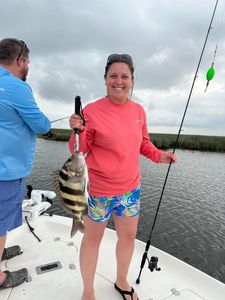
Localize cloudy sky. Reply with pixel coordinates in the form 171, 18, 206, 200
1, 0, 225, 136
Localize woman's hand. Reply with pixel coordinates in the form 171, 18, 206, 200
159, 151, 176, 164
69, 114, 85, 131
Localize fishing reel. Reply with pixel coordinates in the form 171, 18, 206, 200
147, 256, 161, 272
136, 254, 161, 284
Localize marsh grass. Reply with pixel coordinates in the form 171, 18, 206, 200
39, 129, 225, 152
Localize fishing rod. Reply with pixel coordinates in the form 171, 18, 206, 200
45, 98, 84, 138
136, 0, 219, 284
42, 116, 70, 138
50, 116, 70, 123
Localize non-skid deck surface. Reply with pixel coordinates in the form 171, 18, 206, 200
1, 215, 224, 300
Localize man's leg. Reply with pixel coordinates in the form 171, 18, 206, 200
0, 235, 7, 283
0, 179, 28, 289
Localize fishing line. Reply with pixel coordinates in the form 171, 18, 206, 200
214, 0, 225, 46
205, 0, 225, 92
44, 116, 70, 140
136, 0, 219, 284
50, 100, 85, 125
50, 116, 70, 123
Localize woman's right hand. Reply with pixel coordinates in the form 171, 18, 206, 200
69, 114, 85, 131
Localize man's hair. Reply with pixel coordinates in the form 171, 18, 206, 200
0, 38, 30, 65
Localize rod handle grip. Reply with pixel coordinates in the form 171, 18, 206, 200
74, 95, 81, 135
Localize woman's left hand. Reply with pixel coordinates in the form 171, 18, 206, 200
160, 151, 176, 164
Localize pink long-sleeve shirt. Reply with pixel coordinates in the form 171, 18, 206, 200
69, 97, 162, 196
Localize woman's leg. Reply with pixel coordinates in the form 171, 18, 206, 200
114, 215, 139, 300
80, 216, 108, 300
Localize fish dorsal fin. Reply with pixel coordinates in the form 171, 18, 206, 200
52, 170, 62, 197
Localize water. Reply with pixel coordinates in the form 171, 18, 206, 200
27, 139, 225, 284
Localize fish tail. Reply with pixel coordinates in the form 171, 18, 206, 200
70, 217, 85, 237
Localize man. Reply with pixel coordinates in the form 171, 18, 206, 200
0, 38, 51, 289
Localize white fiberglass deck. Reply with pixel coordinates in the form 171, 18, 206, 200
1, 215, 224, 300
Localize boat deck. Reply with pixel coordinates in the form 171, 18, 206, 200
1, 215, 224, 300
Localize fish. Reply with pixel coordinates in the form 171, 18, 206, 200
54, 151, 89, 237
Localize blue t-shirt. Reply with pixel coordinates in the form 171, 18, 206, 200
0, 66, 51, 180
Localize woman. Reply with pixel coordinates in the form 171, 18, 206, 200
69, 54, 176, 300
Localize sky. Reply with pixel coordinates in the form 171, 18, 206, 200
1, 0, 225, 136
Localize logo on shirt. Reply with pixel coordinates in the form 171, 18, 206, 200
0, 87, 6, 92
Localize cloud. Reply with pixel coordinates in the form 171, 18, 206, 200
1, 0, 225, 135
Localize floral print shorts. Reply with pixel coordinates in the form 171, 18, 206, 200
87, 186, 141, 222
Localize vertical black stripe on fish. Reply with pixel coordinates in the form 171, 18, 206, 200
59, 170, 71, 181
60, 185, 84, 195
62, 198, 87, 207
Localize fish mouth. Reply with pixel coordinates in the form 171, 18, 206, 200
71, 166, 84, 175
68, 155, 85, 172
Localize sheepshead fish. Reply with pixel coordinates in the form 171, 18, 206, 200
54, 151, 88, 237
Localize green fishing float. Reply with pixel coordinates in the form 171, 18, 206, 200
206, 66, 215, 81
205, 64, 216, 92
205, 45, 218, 92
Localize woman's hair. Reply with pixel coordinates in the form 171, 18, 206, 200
0, 38, 30, 65
104, 53, 134, 80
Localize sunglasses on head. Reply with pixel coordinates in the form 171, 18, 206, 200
16, 40, 27, 61
107, 53, 133, 65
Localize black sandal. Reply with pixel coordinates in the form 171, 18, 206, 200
1, 245, 22, 260
114, 283, 139, 300
0, 268, 28, 289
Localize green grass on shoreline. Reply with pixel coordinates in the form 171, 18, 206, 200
38, 128, 225, 153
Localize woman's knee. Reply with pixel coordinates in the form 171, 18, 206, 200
83, 217, 107, 242
117, 230, 137, 243
83, 234, 103, 247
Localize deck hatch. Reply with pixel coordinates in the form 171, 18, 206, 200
36, 261, 62, 274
